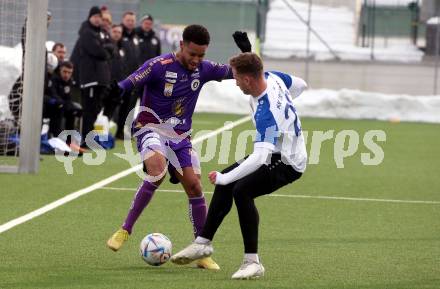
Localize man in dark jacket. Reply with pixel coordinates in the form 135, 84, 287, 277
103, 24, 126, 120
135, 14, 161, 65
44, 61, 82, 137
121, 11, 139, 76
75, 6, 112, 147
116, 11, 140, 139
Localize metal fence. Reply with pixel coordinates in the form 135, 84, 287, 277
260, 0, 440, 96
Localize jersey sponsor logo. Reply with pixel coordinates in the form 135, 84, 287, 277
164, 83, 174, 97
131, 57, 164, 84
161, 58, 173, 65
191, 79, 200, 91
64, 86, 70, 94
165, 71, 178, 79
172, 97, 186, 117
190, 72, 200, 78
165, 78, 176, 84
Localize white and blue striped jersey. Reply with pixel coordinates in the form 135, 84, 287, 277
250, 71, 308, 173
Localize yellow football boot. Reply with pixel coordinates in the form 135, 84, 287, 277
196, 257, 220, 270
107, 229, 129, 251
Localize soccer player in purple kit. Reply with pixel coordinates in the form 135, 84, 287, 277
106, 25, 251, 270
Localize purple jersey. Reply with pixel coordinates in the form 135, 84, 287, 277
118, 53, 233, 133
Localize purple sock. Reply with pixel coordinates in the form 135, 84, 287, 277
122, 181, 157, 234
188, 195, 207, 238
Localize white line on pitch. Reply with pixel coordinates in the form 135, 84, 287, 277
0, 116, 251, 234
100, 187, 440, 205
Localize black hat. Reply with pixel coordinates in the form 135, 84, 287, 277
88, 6, 102, 19
140, 14, 153, 23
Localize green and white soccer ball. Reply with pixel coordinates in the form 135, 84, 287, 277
139, 233, 172, 266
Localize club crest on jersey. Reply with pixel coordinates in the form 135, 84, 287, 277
191, 79, 200, 91
164, 83, 174, 97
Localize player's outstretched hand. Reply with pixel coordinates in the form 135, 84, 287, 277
208, 171, 217, 185
233, 31, 252, 53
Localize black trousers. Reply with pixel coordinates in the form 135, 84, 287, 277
116, 88, 141, 138
43, 100, 82, 138
81, 86, 106, 145
201, 154, 302, 253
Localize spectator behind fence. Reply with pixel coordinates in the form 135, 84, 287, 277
43, 61, 82, 139
73, 6, 112, 148
116, 11, 140, 139
136, 14, 161, 65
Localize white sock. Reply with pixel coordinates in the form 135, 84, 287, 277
244, 253, 259, 263
195, 236, 211, 244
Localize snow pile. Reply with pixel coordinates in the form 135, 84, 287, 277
295, 89, 440, 123
197, 80, 249, 114
374, 0, 417, 6
263, 0, 424, 62
0, 44, 22, 121
196, 80, 440, 123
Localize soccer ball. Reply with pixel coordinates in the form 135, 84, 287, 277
139, 233, 172, 266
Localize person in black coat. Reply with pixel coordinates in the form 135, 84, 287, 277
135, 14, 161, 65
103, 24, 127, 120
116, 11, 141, 139
73, 6, 112, 147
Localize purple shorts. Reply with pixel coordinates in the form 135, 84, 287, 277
136, 129, 201, 178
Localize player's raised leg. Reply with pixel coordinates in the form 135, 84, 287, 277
107, 149, 167, 251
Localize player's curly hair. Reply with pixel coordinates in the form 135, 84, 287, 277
229, 52, 263, 79
182, 24, 210, 46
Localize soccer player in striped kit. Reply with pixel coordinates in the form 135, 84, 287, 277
171, 52, 308, 279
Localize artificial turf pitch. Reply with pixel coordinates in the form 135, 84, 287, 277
0, 113, 439, 289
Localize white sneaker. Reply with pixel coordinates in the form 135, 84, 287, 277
171, 242, 214, 265
231, 260, 265, 279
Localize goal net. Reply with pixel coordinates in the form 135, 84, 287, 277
0, 0, 26, 168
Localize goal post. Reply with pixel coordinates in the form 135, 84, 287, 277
0, 0, 48, 174
18, 0, 48, 173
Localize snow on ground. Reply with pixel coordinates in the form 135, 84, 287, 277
0, 44, 22, 121
374, 0, 418, 6
196, 80, 440, 123
263, 0, 424, 62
